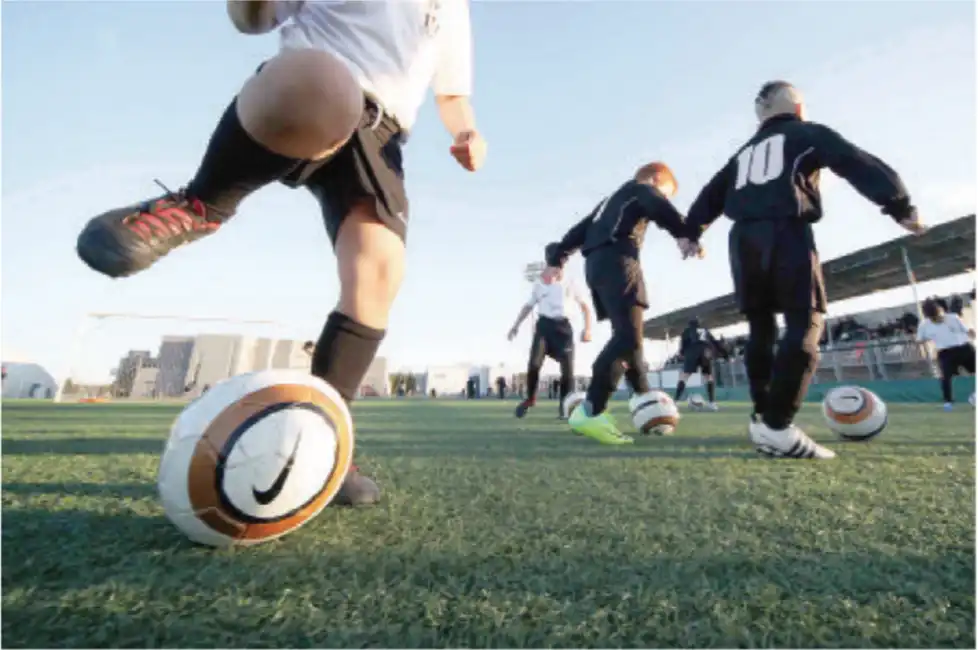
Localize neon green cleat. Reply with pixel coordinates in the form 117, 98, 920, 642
569, 406, 634, 445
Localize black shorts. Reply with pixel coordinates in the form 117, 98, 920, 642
682, 347, 714, 375
729, 221, 826, 315
530, 317, 574, 364
584, 248, 648, 322
937, 344, 976, 378
281, 96, 408, 245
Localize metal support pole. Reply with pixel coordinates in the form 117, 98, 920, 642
902, 246, 938, 377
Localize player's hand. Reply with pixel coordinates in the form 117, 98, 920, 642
898, 216, 927, 236
507, 327, 518, 342
450, 130, 486, 172
677, 238, 705, 259
581, 329, 593, 343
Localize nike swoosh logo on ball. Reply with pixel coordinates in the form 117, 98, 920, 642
252, 434, 301, 506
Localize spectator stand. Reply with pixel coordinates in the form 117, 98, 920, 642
644, 214, 975, 389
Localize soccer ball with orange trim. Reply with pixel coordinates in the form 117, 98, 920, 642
821, 385, 888, 441
630, 390, 680, 435
157, 370, 354, 547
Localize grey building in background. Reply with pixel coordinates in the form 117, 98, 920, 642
114, 350, 152, 397
113, 334, 315, 399
156, 336, 195, 397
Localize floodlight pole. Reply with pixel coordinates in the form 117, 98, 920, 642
901, 247, 937, 376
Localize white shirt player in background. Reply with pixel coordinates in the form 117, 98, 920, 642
74, 0, 487, 509
916, 298, 976, 410
507, 268, 593, 419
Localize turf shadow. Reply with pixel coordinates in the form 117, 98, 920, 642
1, 508, 974, 648
1, 437, 164, 457
1, 481, 156, 500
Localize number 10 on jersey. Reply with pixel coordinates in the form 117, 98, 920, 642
735, 133, 785, 189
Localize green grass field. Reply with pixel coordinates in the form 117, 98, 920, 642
2, 399, 974, 648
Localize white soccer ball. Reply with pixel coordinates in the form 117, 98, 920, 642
157, 369, 355, 547
821, 385, 888, 441
687, 393, 706, 411
562, 390, 587, 418
629, 390, 680, 435
969, 392, 975, 408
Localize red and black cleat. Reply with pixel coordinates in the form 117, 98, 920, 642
514, 398, 535, 419
76, 183, 224, 278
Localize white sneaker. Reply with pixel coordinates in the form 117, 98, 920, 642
706, 402, 720, 412
749, 420, 836, 459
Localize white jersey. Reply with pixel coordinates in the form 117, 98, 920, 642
527, 278, 584, 321
276, 0, 473, 130
917, 314, 972, 351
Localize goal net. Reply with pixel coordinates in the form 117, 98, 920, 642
55, 313, 313, 404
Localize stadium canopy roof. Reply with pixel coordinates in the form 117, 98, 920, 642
643, 214, 976, 340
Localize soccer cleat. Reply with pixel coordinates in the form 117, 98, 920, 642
749, 420, 836, 459
76, 182, 225, 278
943, 403, 954, 412
705, 402, 720, 412
514, 398, 535, 418
332, 465, 381, 507
569, 406, 633, 445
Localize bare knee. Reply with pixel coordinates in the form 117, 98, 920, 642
335, 203, 405, 330
237, 49, 363, 159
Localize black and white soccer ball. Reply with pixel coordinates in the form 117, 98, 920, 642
687, 394, 706, 411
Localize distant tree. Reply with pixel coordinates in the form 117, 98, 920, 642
406, 374, 418, 394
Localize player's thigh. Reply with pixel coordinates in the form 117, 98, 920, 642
700, 357, 714, 377
528, 328, 547, 367
938, 350, 957, 378
955, 344, 975, 374
546, 336, 575, 369
607, 300, 643, 349
304, 118, 408, 310
771, 227, 825, 314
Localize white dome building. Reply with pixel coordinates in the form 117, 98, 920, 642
2, 362, 58, 399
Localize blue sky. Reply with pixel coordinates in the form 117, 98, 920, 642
2, 1, 975, 384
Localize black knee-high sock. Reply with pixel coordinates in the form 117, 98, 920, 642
675, 380, 687, 401
765, 311, 823, 430
525, 366, 541, 403
745, 311, 777, 417
311, 312, 385, 403
186, 99, 303, 217
707, 380, 715, 402
558, 357, 574, 414
940, 375, 953, 403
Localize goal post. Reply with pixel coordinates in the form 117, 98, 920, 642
54, 313, 312, 404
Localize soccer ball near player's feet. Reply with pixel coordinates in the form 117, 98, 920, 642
157, 369, 355, 547
822, 385, 888, 441
562, 391, 587, 419
629, 390, 680, 435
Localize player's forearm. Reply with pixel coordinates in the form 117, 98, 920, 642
226, 0, 281, 34
511, 305, 532, 332
545, 216, 591, 268
580, 303, 592, 331
435, 95, 477, 138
